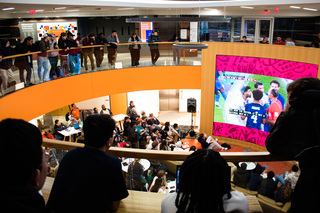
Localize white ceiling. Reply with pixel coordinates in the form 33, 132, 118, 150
0, 0, 319, 18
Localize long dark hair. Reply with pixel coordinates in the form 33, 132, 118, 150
150, 177, 162, 192
175, 149, 231, 213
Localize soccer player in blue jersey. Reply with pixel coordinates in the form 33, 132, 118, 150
241, 90, 267, 130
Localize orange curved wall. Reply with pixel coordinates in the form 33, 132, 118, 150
0, 66, 201, 121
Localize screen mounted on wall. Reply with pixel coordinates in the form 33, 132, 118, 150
213, 55, 318, 146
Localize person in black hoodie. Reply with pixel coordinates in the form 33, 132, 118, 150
0, 40, 16, 91
233, 163, 250, 188
15, 36, 36, 86
148, 30, 162, 65
265, 77, 320, 212
0, 119, 47, 213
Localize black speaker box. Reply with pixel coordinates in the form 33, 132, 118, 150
187, 98, 196, 113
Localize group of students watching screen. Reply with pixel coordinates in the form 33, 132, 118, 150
0, 77, 320, 212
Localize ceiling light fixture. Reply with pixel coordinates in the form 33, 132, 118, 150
67, 9, 80, 12
117, 8, 134, 10
2, 7, 15, 10
240, 6, 254, 9
35, 9, 44, 12
290, 6, 301, 9
303, 8, 318, 11
54, 7, 67, 10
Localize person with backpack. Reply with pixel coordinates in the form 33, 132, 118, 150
37, 33, 51, 82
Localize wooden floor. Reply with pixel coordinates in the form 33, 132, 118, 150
42, 177, 262, 213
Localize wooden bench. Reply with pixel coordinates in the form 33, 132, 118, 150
42, 177, 263, 212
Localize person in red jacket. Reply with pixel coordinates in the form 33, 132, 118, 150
40, 128, 55, 139
274, 36, 285, 45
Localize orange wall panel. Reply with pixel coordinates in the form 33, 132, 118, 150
0, 66, 201, 121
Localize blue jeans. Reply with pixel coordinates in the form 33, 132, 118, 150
69, 54, 80, 75
275, 172, 288, 186
37, 57, 49, 82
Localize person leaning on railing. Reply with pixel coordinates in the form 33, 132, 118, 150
46, 114, 128, 213
0, 119, 48, 212
82, 33, 96, 72
265, 77, 320, 213
0, 40, 16, 91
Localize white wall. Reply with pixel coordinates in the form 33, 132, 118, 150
76, 96, 111, 111
127, 90, 160, 117
179, 89, 201, 113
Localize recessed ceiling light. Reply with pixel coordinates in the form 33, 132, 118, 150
303, 8, 318, 11
35, 9, 44, 12
54, 7, 67, 10
240, 6, 254, 9
2, 7, 15, 11
117, 8, 134, 10
290, 6, 301, 9
67, 9, 79, 12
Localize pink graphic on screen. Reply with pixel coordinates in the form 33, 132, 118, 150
213, 55, 318, 146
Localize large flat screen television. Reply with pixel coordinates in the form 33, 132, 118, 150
213, 55, 318, 146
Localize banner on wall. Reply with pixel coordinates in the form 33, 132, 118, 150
36, 21, 78, 40
190, 22, 198, 42
140, 22, 153, 42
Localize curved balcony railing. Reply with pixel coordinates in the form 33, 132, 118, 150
0, 42, 202, 97
42, 138, 292, 162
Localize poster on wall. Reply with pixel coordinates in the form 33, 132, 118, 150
140, 22, 153, 42
36, 21, 78, 40
213, 55, 318, 146
19, 22, 37, 41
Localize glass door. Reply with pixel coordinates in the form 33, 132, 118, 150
241, 17, 274, 43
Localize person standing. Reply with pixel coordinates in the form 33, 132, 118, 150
168, 34, 182, 65
14, 37, 36, 86
126, 100, 135, 116
58, 32, 70, 77
239, 36, 249, 43
46, 115, 129, 212
82, 33, 96, 72
75, 33, 84, 67
148, 30, 162, 65
67, 33, 81, 75
260, 36, 269, 44
128, 33, 142, 66
0, 40, 16, 91
37, 33, 51, 82
95, 33, 108, 68
107, 30, 119, 68
48, 33, 60, 79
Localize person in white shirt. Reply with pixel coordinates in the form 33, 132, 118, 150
161, 149, 248, 213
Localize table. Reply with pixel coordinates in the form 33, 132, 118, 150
122, 158, 151, 173
59, 127, 82, 142
112, 114, 127, 130
238, 162, 257, 170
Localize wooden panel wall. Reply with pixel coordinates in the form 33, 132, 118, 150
200, 42, 320, 137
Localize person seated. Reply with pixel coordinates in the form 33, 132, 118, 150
161, 149, 249, 212
127, 158, 146, 191
92, 107, 99, 115
233, 163, 250, 189
40, 128, 55, 139
46, 115, 128, 213
141, 111, 147, 120
163, 121, 179, 142
54, 119, 68, 140
185, 130, 196, 139
160, 127, 174, 144
159, 139, 169, 151
148, 113, 160, 125
151, 140, 159, 150
258, 171, 277, 199
150, 177, 167, 193
0, 119, 47, 212
130, 109, 138, 121
146, 136, 158, 150
135, 121, 147, 142
275, 165, 300, 190
173, 141, 184, 151
149, 170, 167, 192
123, 116, 131, 137
248, 164, 263, 191
207, 136, 228, 151
100, 104, 113, 115
189, 145, 197, 152
128, 121, 139, 148
173, 123, 181, 138
274, 181, 292, 204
